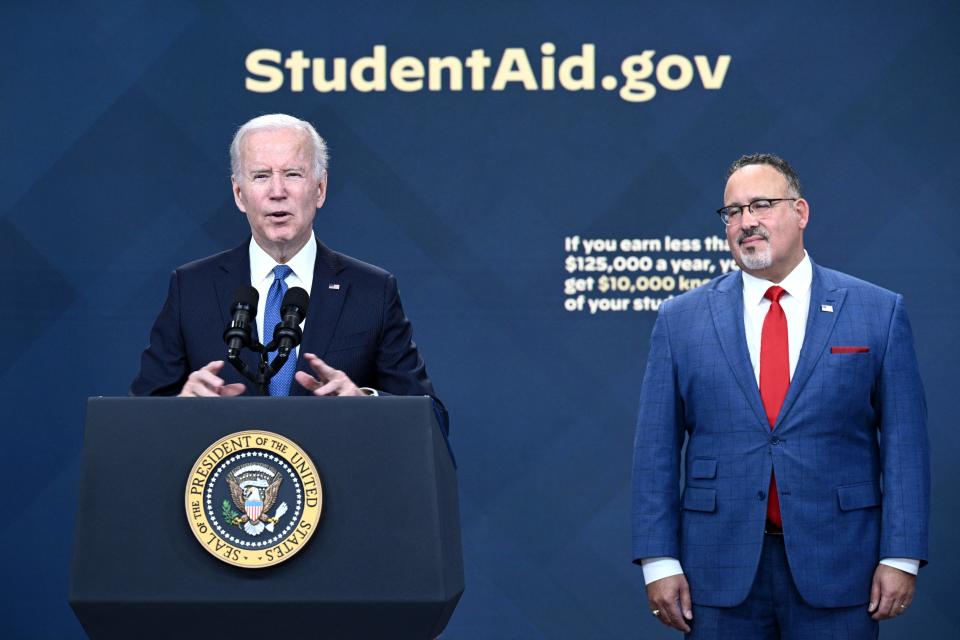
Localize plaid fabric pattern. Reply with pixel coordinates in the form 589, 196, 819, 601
632, 262, 929, 608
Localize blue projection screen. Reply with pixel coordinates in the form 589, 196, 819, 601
2, 2, 958, 638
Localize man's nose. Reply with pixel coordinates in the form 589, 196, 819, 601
738, 207, 761, 229
268, 173, 286, 198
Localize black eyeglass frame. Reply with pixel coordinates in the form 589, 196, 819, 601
716, 198, 798, 225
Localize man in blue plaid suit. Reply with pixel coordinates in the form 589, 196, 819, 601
631, 154, 929, 638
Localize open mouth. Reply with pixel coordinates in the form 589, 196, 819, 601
267, 211, 292, 220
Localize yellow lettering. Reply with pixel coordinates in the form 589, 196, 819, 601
245, 49, 283, 93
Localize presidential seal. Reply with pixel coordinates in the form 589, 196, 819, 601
185, 431, 322, 568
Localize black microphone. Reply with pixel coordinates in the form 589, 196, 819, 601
223, 286, 259, 358
273, 287, 309, 357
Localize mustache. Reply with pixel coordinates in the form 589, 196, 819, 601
737, 227, 769, 245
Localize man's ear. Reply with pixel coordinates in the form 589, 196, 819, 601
232, 176, 247, 213
795, 198, 809, 230
315, 173, 328, 209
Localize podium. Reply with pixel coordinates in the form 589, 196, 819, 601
69, 397, 463, 639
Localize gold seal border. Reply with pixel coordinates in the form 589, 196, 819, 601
184, 430, 323, 569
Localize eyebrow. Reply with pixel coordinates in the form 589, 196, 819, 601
246, 166, 307, 175
723, 197, 774, 207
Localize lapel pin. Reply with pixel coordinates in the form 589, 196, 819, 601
820, 304, 833, 313
328, 283, 341, 290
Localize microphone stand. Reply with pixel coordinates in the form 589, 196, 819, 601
224, 288, 306, 396
226, 328, 301, 396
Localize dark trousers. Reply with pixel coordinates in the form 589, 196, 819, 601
687, 534, 879, 639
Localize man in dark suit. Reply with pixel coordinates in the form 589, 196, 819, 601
131, 113, 446, 432
632, 154, 928, 637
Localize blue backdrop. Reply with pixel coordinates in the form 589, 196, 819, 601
2, 1, 958, 637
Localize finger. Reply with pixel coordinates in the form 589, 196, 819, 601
218, 383, 247, 397
868, 573, 881, 613
873, 592, 897, 620
192, 370, 227, 391
872, 594, 891, 620
313, 379, 347, 396
903, 581, 916, 603
650, 599, 674, 629
679, 581, 694, 621
652, 592, 684, 632
180, 361, 235, 397
304, 353, 338, 380
654, 609, 671, 628
294, 370, 323, 392
328, 380, 362, 396
899, 595, 914, 615
646, 594, 671, 628
886, 587, 909, 618
202, 360, 226, 373
889, 588, 910, 617
183, 380, 220, 397
668, 597, 691, 633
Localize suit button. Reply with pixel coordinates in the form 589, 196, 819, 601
770, 437, 780, 445
757, 491, 766, 500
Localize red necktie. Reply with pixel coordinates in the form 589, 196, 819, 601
760, 285, 788, 528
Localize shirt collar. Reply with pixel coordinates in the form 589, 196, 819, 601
249, 231, 317, 284
741, 251, 812, 306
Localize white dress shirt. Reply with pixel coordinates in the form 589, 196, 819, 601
642, 253, 918, 585
741, 253, 812, 385
248, 231, 315, 345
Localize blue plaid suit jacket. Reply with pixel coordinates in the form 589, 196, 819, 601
631, 261, 929, 608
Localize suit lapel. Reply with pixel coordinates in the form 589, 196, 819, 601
213, 239, 263, 381
709, 273, 770, 431
291, 240, 350, 396
775, 264, 846, 428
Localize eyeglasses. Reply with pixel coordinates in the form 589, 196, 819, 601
716, 198, 798, 225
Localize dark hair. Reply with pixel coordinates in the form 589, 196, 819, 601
727, 153, 802, 197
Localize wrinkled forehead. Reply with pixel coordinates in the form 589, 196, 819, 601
724, 164, 790, 203
241, 127, 313, 169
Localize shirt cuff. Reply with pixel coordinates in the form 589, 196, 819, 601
640, 557, 684, 585
358, 387, 379, 397
879, 557, 920, 575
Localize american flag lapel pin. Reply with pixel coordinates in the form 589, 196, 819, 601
820, 304, 833, 312
328, 283, 341, 290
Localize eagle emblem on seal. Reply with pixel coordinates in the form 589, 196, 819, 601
223, 463, 289, 536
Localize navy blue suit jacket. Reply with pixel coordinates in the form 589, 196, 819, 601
632, 261, 929, 608
131, 238, 448, 434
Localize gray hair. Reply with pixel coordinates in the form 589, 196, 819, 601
230, 113, 329, 181
727, 153, 802, 197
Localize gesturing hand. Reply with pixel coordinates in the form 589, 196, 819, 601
294, 353, 367, 396
178, 360, 247, 397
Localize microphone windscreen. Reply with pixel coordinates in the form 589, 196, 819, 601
281, 286, 310, 318
232, 285, 260, 309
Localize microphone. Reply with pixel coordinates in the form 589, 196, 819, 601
223, 286, 259, 358
273, 287, 309, 357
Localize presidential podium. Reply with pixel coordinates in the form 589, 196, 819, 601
69, 397, 463, 639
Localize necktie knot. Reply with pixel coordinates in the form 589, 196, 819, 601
764, 285, 786, 303
272, 264, 293, 282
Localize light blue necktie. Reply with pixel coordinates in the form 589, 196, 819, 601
265, 264, 295, 396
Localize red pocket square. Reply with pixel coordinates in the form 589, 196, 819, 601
831, 346, 869, 354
